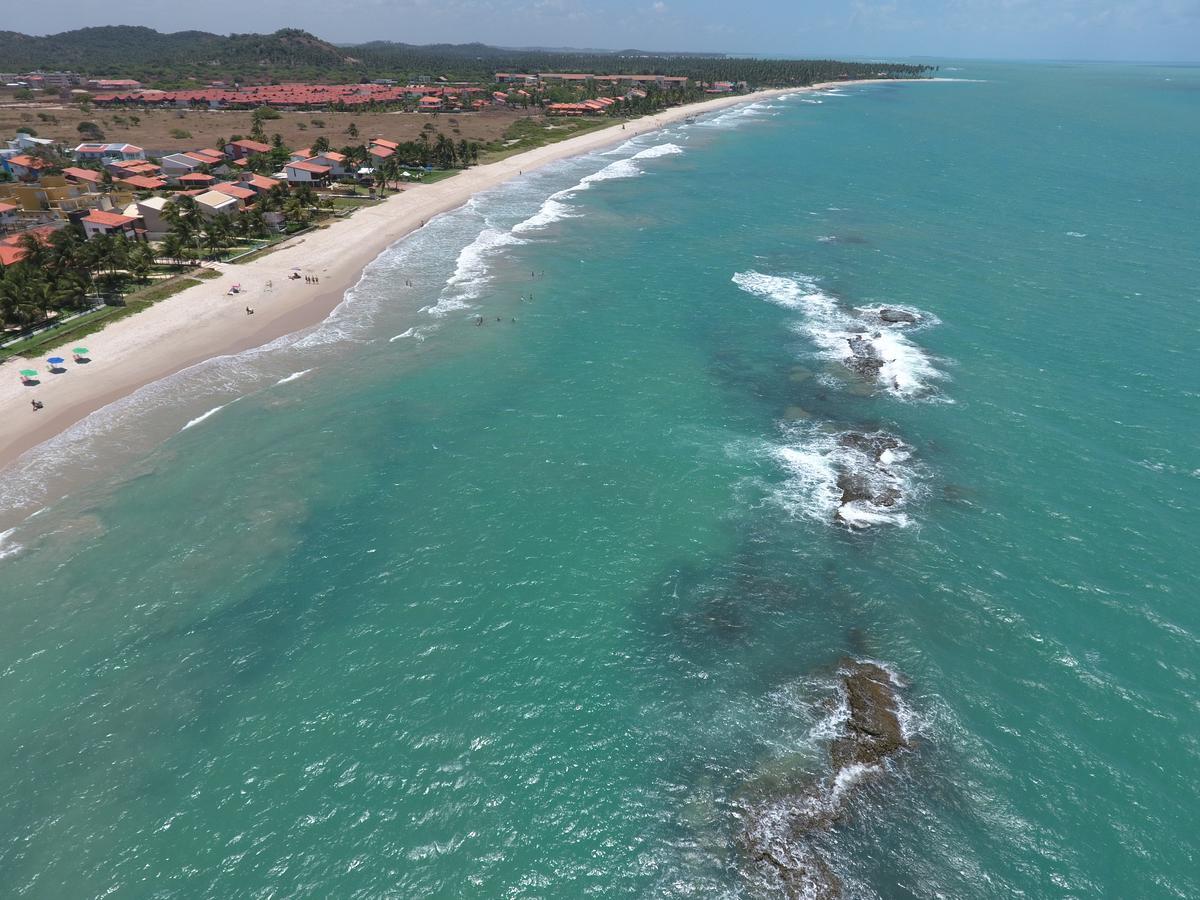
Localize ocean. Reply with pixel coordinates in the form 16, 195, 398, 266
1, 62, 1198, 897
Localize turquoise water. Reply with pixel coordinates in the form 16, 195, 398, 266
2, 63, 1198, 897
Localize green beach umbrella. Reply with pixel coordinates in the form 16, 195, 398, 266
73, 347, 89, 355
19, 369, 37, 377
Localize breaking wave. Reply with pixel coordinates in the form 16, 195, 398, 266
732, 271, 948, 401
180, 400, 238, 432
434, 226, 525, 306
769, 425, 920, 529
274, 369, 312, 386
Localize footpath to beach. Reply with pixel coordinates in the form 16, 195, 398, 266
0, 83, 891, 479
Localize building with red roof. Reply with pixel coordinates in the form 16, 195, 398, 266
82, 209, 142, 240
72, 142, 146, 162
178, 173, 217, 186
0, 227, 56, 265
212, 182, 257, 202
5, 155, 47, 181
239, 173, 282, 194
284, 160, 331, 185
0, 202, 18, 231
225, 139, 271, 159
62, 167, 104, 186
309, 151, 347, 175
119, 174, 168, 191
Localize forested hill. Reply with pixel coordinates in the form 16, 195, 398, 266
0, 26, 931, 87
0, 28, 359, 83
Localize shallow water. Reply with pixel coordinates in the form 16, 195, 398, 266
1, 63, 1198, 897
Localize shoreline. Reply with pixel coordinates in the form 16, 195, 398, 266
0, 81, 903, 524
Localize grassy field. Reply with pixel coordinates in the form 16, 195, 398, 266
479, 116, 625, 162
0, 98, 535, 155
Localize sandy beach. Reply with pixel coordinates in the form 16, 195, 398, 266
0, 82, 886, 506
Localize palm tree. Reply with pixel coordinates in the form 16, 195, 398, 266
434, 134, 456, 169
202, 214, 234, 256
283, 196, 310, 227
128, 242, 155, 282
292, 184, 317, 208
160, 233, 185, 268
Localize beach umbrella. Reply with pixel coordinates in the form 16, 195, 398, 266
73, 347, 89, 355
47, 356, 65, 365
19, 369, 37, 378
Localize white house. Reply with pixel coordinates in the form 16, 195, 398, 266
133, 195, 173, 240
193, 190, 242, 219
159, 153, 204, 182
73, 142, 146, 163
308, 151, 347, 176
8, 132, 57, 153
284, 159, 331, 185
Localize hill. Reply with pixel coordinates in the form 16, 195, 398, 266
0, 27, 931, 88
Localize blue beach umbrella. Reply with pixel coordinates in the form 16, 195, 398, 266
47, 357, 65, 365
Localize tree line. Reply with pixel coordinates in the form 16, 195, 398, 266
0, 27, 932, 90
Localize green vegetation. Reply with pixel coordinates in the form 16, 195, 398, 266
1, 262, 213, 362
0, 27, 932, 89
483, 116, 615, 161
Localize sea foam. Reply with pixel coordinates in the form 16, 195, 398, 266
732, 271, 947, 400
769, 426, 918, 529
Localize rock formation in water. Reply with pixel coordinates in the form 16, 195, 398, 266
838, 431, 902, 461
829, 432, 910, 527
737, 658, 911, 899
878, 307, 919, 325
830, 658, 908, 769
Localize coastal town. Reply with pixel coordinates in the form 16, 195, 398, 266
0, 67, 739, 348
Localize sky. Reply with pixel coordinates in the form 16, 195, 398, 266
6, 0, 1199, 62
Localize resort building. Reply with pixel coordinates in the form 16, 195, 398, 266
86, 78, 142, 91
0, 201, 18, 232
495, 73, 537, 85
